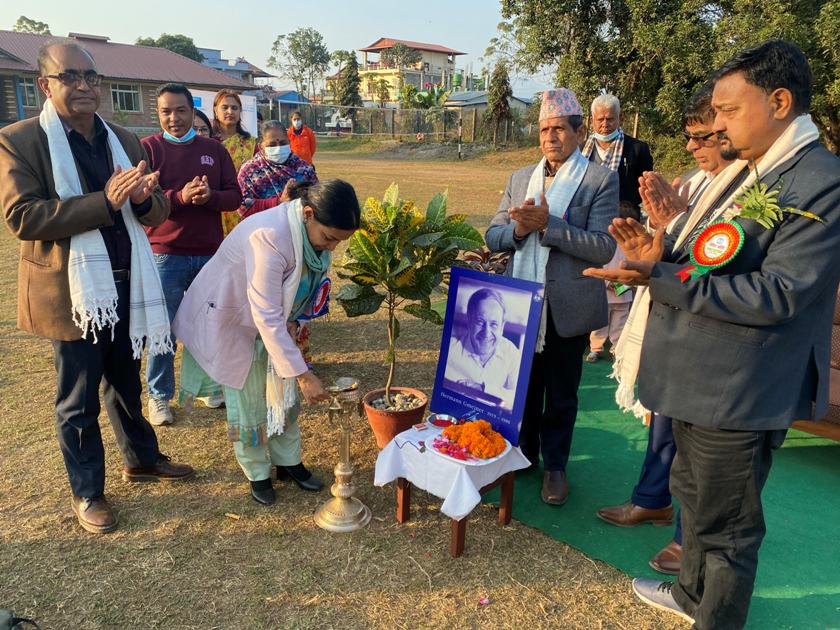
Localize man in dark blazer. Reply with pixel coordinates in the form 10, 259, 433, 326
582, 94, 653, 220
585, 41, 840, 629
486, 88, 618, 506
0, 41, 193, 535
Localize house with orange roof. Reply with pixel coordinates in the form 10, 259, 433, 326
0, 31, 252, 131
354, 37, 467, 103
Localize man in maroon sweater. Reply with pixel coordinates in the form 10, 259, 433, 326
142, 83, 242, 425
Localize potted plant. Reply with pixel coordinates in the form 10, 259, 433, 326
336, 183, 484, 447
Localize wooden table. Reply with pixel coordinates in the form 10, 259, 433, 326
395, 471, 516, 558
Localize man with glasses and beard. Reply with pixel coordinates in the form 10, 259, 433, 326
585, 40, 840, 628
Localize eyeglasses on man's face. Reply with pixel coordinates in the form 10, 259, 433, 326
43, 69, 104, 87
682, 130, 717, 145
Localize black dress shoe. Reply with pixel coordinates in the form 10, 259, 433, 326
250, 479, 276, 505
541, 470, 569, 505
276, 463, 324, 492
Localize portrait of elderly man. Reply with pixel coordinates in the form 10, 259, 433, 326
444, 287, 520, 410
582, 94, 653, 220
486, 88, 619, 506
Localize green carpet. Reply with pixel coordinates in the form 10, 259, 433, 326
485, 361, 840, 630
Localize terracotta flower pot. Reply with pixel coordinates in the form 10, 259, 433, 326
362, 387, 429, 448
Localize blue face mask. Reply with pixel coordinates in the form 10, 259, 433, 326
264, 144, 291, 164
162, 127, 197, 143
292, 119, 303, 130
591, 128, 620, 142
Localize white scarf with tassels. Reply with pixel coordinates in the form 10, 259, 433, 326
512, 150, 589, 351
39, 98, 172, 357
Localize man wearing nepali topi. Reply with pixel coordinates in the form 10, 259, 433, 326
486, 88, 619, 506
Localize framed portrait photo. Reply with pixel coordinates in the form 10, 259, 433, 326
431, 267, 544, 445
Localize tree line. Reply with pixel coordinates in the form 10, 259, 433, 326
486, 0, 840, 159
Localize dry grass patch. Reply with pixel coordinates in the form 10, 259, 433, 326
0, 151, 685, 629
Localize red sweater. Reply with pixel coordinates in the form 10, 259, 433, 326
142, 133, 242, 255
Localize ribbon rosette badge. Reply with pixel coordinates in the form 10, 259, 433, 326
676, 221, 745, 283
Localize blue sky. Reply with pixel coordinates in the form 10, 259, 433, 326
5, 0, 552, 96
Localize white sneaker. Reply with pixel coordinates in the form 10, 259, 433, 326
197, 393, 225, 408
148, 398, 174, 426
631, 578, 695, 624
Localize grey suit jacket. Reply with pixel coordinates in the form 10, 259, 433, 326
486, 160, 619, 337
639, 142, 840, 430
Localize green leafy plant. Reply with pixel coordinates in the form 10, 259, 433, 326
413, 84, 449, 109
399, 84, 418, 109
336, 184, 484, 405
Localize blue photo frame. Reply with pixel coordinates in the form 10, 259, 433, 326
431, 267, 544, 445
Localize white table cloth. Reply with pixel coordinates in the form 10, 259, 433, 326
374, 426, 531, 520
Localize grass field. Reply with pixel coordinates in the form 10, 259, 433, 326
0, 148, 684, 629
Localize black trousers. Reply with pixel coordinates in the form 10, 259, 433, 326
671, 419, 786, 630
52, 279, 160, 498
518, 309, 590, 471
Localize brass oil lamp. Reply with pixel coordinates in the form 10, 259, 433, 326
314, 377, 372, 532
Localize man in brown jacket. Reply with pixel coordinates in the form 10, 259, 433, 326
0, 41, 193, 534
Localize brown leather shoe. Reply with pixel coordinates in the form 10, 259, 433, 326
71, 495, 118, 534
650, 541, 682, 575
122, 454, 194, 482
541, 470, 568, 505
596, 501, 673, 527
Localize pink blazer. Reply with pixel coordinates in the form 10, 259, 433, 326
172, 203, 308, 389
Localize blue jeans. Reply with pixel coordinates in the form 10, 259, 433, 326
631, 412, 682, 544
146, 254, 212, 401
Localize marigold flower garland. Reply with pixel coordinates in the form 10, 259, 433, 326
440, 420, 507, 459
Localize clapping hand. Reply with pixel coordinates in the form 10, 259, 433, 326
105, 161, 147, 210
129, 169, 160, 205
180, 176, 203, 204
612, 217, 665, 263
639, 171, 688, 230
583, 218, 665, 286
191, 175, 211, 205
509, 193, 549, 238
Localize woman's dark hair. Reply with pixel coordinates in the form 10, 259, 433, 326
261, 119, 287, 140
289, 179, 361, 231
156, 83, 194, 108
713, 39, 811, 115
684, 83, 714, 126
193, 109, 214, 137
212, 89, 250, 138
